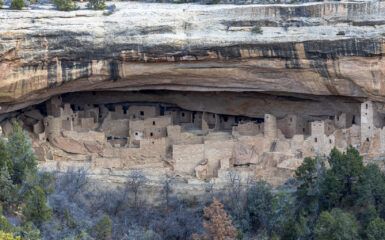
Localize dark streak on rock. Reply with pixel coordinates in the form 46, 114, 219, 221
61, 60, 91, 84
110, 61, 120, 82
47, 62, 58, 88
303, 38, 383, 94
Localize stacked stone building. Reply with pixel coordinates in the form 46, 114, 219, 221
1, 96, 384, 184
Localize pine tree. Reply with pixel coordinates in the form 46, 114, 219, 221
366, 217, 385, 240
91, 215, 112, 240
22, 186, 52, 223
8, 123, 37, 184
321, 147, 364, 210
0, 168, 17, 211
314, 208, 359, 240
0, 139, 12, 176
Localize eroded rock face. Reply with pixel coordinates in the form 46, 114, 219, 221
2, 1, 385, 187
1, 1, 385, 114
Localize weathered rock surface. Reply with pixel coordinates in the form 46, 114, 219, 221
1, 1, 385, 114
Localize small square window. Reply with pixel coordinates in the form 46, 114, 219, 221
140, 111, 144, 116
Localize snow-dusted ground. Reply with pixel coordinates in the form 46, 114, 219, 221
1, 0, 384, 50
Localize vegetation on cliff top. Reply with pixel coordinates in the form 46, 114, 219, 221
52, 0, 78, 11
87, 0, 106, 10
10, 0, 24, 10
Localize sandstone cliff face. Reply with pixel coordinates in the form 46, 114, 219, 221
1, 1, 385, 114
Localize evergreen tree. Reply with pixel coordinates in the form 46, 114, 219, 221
281, 215, 311, 240
22, 186, 52, 223
295, 155, 326, 216
91, 215, 112, 240
268, 192, 295, 236
321, 147, 364, 210
314, 208, 360, 240
8, 123, 37, 184
10, 0, 24, 10
22, 170, 55, 197
366, 217, 385, 240
355, 163, 385, 218
361, 204, 378, 230
246, 181, 273, 231
53, 0, 77, 11
0, 168, 17, 211
87, 0, 106, 10
0, 139, 12, 175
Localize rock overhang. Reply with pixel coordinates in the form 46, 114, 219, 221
0, 0, 385, 114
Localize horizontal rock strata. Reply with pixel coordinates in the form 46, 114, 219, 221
1, 1, 385, 113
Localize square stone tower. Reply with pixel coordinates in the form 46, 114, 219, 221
361, 101, 376, 144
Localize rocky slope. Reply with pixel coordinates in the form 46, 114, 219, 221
1, 0, 385, 115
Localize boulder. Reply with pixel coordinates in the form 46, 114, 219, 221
195, 164, 208, 180
51, 137, 87, 155
232, 141, 258, 166
23, 110, 44, 121
84, 141, 104, 153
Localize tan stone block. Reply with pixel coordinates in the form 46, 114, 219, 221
204, 139, 233, 177
173, 144, 204, 175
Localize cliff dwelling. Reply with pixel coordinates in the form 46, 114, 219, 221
0, 90, 383, 185
2, 0, 385, 186
2, 0, 385, 238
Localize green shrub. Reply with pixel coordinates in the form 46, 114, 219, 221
8, 122, 37, 184
22, 186, 52, 223
11, 0, 25, 10
314, 208, 359, 240
367, 217, 385, 240
103, 4, 115, 16
53, 0, 78, 11
0, 168, 18, 211
251, 26, 263, 34
91, 215, 111, 240
0, 0, 4, 8
0, 139, 13, 176
87, 0, 106, 10
0, 213, 15, 233
205, 0, 220, 4
246, 181, 273, 230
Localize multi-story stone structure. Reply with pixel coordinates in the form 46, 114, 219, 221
2, 96, 385, 185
